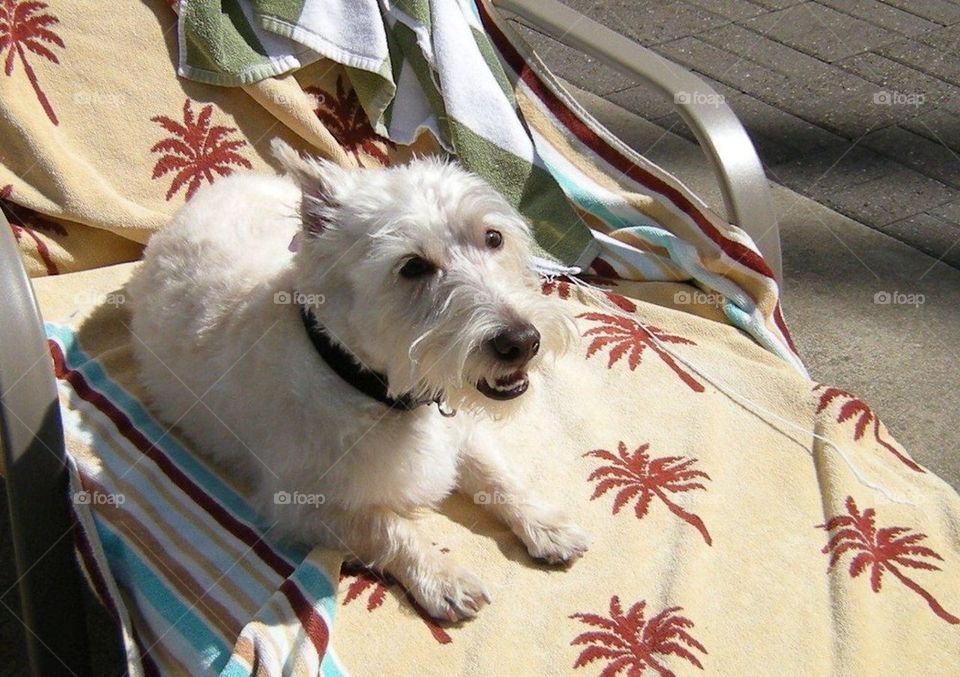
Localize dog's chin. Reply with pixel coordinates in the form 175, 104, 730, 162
476, 370, 529, 401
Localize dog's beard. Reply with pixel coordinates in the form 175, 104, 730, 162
379, 291, 576, 417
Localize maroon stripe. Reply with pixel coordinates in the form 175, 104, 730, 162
49, 340, 295, 579
131, 628, 163, 677
773, 305, 799, 355
71, 505, 118, 619
479, 5, 799, 351
72, 505, 162, 677
588, 256, 621, 279
279, 579, 330, 660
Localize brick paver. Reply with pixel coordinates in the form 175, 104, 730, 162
509, 0, 960, 268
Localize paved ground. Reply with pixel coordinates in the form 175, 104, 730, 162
508, 0, 960, 267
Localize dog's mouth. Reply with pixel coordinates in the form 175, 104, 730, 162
476, 370, 529, 401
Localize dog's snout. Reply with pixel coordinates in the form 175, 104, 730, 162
489, 323, 541, 364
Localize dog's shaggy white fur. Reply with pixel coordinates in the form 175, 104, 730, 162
129, 141, 589, 621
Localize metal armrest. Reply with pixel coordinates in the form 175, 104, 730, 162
492, 0, 783, 284
0, 214, 91, 675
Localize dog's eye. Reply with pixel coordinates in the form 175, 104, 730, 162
485, 229, 503, 249
399, 256, 436, 279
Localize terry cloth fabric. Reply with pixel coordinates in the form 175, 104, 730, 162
35, 259, 960, 676
1, 0, 803, 375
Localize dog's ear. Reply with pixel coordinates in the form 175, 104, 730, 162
270, 139, 341, 236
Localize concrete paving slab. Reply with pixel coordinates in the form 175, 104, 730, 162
645, 76, 846, 165
862, 126, 960, 189
769, 145, 904, 192
699, 22, 871, 90
661, 31, 905, 138
604, 85, 688, 127
903, 107, 960, 153
742, 3, 900, 62
589, 0, 731, 46
750, 0, 805, 9
506, 20, 629, 97
656, 36, 797, 103
818, 0, 941, 36
881, 0, 960, 25
884, 212, 960, 267
931, 198, 960, 223
837, 52, 960, 115
681, 0, 769, 21
877, 37, 960, 86
775, 162, 955, 229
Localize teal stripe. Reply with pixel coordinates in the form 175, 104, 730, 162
465, 0, 482, 24
291, 561, 338, 617
62, 405, 272, 600
219, 657, 250, 677
722, 300, 797, 368
320, 651, 344, 677
94, 516, 230, 670
46, 324, 309, 565
539, 153, 644, 231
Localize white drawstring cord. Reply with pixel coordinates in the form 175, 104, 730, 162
542, 269, 915, 506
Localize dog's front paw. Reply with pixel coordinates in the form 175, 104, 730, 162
520, 515, 590, 565
410, 562, 491, 622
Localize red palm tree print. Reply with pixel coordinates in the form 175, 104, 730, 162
2, 183, 64, 274
305, 76, 396, 167
339, 563, 452, 644
818, 496, 958, 625
541, 277, 638, 313
150, 99, 253, 201
571, 596, 706, 676
541, 277, 573, 300
814, 384, 923, 473
585, 442, 712, 545
578, 312, 704, 392
0, 0, 63, 125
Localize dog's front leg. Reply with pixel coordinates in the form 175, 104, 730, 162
458, 442, 590, 565
317, 508, 490, 622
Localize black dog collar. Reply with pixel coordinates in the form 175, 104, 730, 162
298, 304, 443, 412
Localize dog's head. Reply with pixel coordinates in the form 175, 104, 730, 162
273, 140, 574, 413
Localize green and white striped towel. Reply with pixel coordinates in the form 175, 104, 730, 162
178, 0, 600, 269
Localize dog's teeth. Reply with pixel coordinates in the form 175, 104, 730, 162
487, 376, 526, 393
486, 373, 527, 392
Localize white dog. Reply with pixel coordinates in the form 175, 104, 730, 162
128, 141, 589, 622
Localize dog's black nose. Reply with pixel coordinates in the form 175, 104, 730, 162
489, 324, 541, 364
